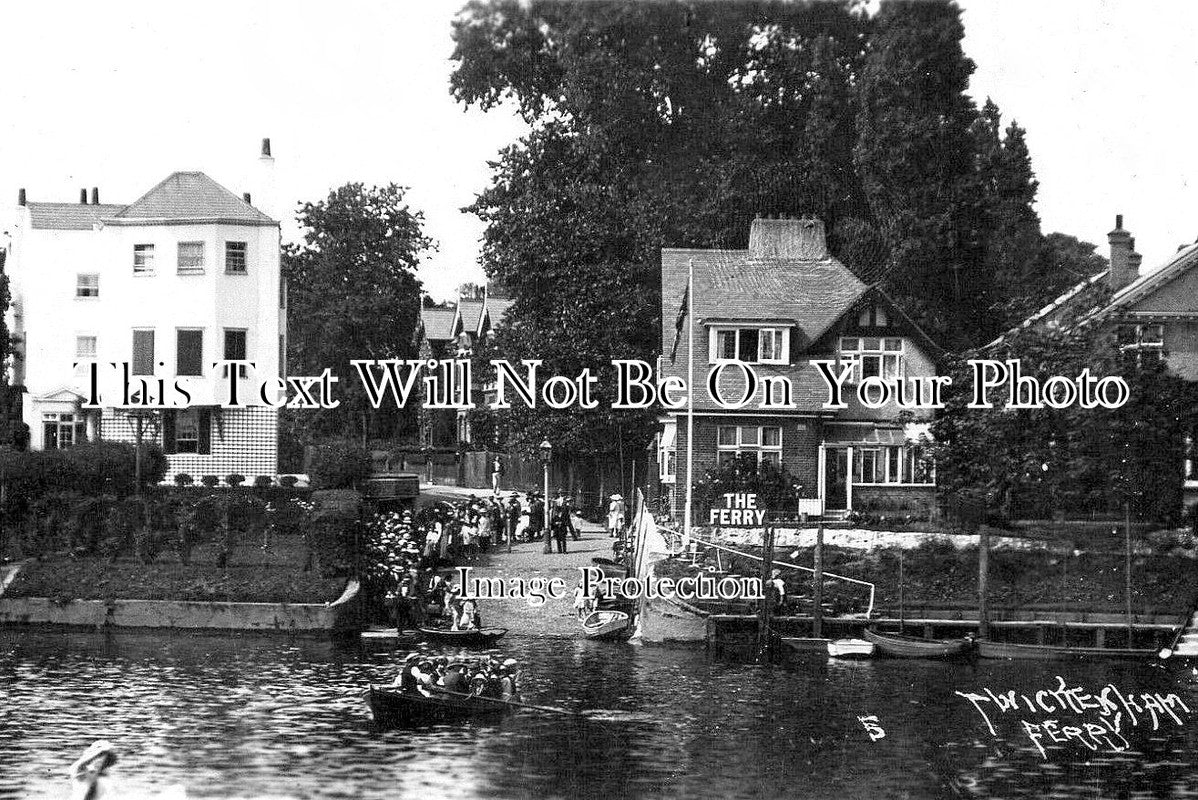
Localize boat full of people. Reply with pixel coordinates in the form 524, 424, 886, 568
368, 654, 523, 727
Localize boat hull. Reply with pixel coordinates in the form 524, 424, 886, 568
367, 687, 512, 726
417, 628, 508, 647
827, 638, 875, 659
864, 629, 974, 659
582, 611, 631, 640
977, 640, 1156, 660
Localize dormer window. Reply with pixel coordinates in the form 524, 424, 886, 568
840, 337, 904, 381
709, 326, 788, 364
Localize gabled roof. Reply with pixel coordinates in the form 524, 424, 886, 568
420, 307, 457, 342
107, 172, 275, 227
26, 203, 127, 230
1088, 242, 1198, 320
457, 300, 484, 335
661, 248, 868, 350
485, 296, 515, 332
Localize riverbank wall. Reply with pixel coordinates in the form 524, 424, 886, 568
0, 566, 363, 633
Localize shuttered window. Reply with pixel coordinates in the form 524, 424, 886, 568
132, 330, 155, 375
177, 329, 203, 376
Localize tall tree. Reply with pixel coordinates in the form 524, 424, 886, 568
282, 183, 433, 445
853, 0, 984, 346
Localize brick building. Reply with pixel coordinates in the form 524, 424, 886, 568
654, 216, 942, 519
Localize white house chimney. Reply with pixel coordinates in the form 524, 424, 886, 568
256, 137, 277, 222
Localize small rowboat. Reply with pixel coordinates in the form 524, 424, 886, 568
367, 686, 513, 726
360, 628, 420, 641
418, 627, 508, 647
827, 638, 875, 659
581, 610, 631, 640
976, 639, 1156, 661
863, 629, 974, 659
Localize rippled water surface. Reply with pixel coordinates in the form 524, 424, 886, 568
1, 629, 1196, 799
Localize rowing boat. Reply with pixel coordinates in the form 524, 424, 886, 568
827, 638, 875, 658
863, 629, 974, 659
359, 628, 420, 641
581, 610, 631, 640
417, 627, 508, 647
976, 639, 1157, 660
366, 686, 513, 726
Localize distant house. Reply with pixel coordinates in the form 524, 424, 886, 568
655, 215, 942, 519
415, 286, 513, 448
4, 142, 284, 481
994, 214, 1198, 507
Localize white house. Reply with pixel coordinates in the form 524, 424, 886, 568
4, 141, 285, 481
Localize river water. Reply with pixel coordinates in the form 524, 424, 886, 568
1, 629, 1195, 799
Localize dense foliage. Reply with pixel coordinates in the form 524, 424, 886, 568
308, 441, 372, 490
282, 183, 433, 446
931, 324, 1198, 524
0, 441, 166, 514
450, 0, 1103, 469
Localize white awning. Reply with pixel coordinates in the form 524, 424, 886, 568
659, 423, 676, 450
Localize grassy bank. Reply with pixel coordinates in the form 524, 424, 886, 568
660, 539, 1197, 616
3, 535, 346, 604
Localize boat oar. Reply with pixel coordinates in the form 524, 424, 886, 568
429, 688, 582, 717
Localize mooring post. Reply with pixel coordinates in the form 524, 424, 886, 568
758, 524, 775, 662
813, 520, 824, 639
978, 526, 990, 640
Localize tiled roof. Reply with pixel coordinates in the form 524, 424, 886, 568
26, 203, 127, 230
1097, 242, 1198, 316
458, 300, 484, 335
487, 296, 515, 329
662, 248, 867, 351
108, 172, 275, 226
421, 307, 457, 342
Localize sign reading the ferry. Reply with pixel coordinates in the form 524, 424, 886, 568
709, 493, 767, 527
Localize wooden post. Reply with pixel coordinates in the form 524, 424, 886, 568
1125, 504, 1133, 647
813, 520, 824, 639
978, 526, 990, 640
758, 524, 775, 662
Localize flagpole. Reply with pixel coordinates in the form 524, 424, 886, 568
683, 257, 694, 552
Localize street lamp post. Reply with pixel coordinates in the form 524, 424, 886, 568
539, 439, 552, 555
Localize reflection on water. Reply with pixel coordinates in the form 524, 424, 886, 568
0, 629, 1195, 799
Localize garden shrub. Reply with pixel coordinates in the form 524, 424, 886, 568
200, 475, 220, 488
253, 475, 273, 488
226, 474, 246, 487
174, 473, 194, 486
309, 442, 371, 490
279, 475, 299, 488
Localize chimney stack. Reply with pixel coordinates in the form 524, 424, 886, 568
1128, 237, 1143, 285
1108, 214, 1134, 292
261, 138, 272, 158
18, 189, 26, 206
90, 187, 99, 205
243, 192, 252, 204
256, 136, 276, 222
749, 215, 828, 260
79, 188, 88, 204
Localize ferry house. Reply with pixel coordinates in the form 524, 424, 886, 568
654, 215, 942, 520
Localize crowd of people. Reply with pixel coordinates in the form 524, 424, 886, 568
393, 653, 521, 702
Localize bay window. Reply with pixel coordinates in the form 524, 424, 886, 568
853, 445, 935, 485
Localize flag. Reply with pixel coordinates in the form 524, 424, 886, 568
669, 283, 689, 364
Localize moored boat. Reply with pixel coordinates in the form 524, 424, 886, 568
581, 610, 631, 640
976, 639, 1156, 660
360, 627, 420, 641
864, 629, 974, 659
418, 627, 508, 647
827, 638, 875, 659
367, 686, 513, 726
